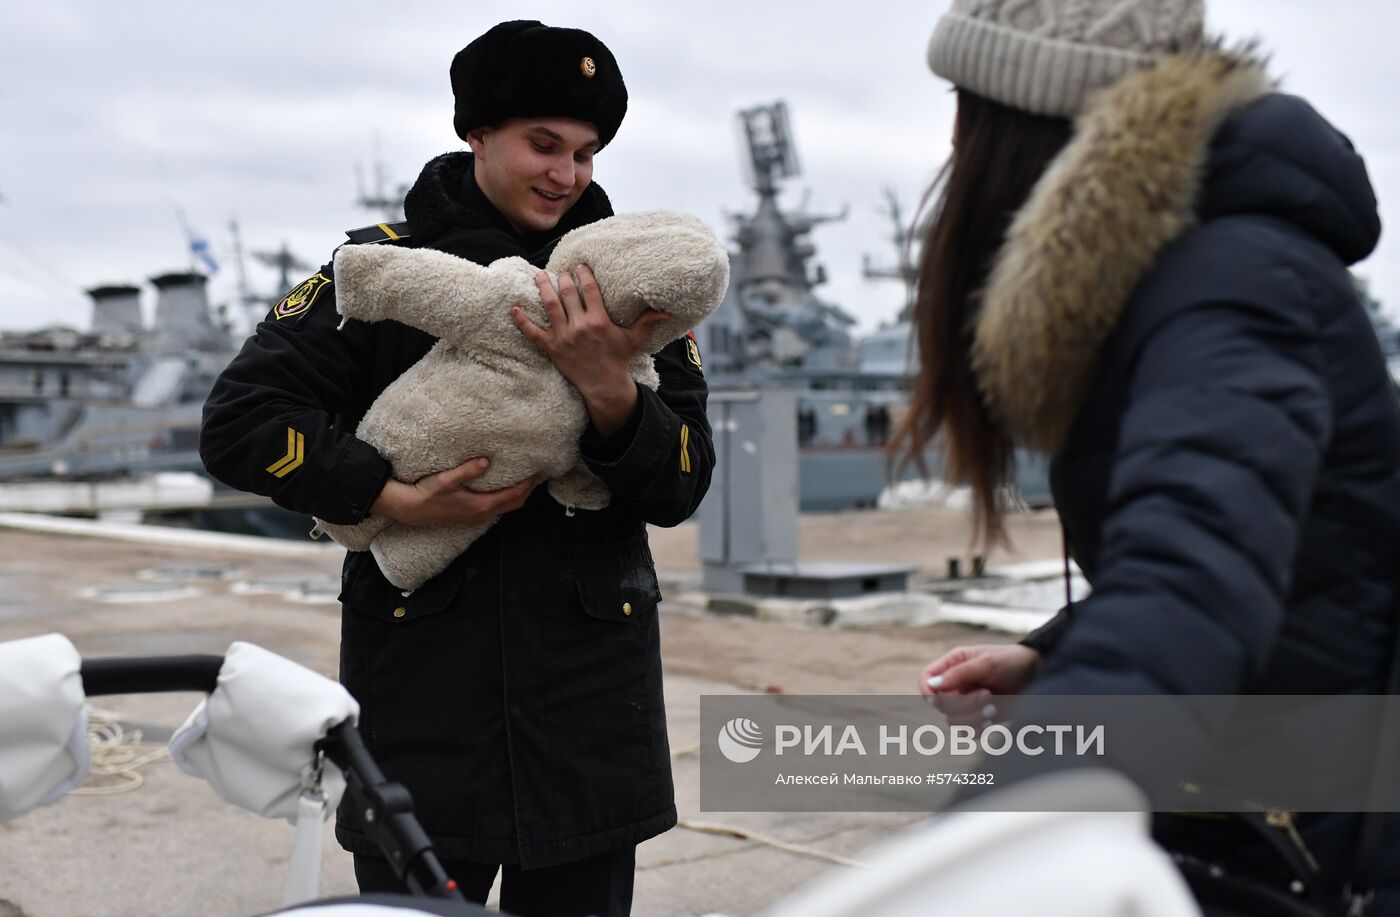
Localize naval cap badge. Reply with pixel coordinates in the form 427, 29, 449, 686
580, 56, 597, 78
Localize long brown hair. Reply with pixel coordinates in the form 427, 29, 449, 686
890, 90, 1072, 547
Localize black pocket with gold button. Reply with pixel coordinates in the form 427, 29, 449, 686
573, 542, 662, 624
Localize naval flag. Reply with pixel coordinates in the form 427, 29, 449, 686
189, 235, 219, 274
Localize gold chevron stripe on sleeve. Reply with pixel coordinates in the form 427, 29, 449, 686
265, 427, 305, 478
679, 423, 691, 474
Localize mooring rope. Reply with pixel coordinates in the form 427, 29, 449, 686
69, 708, 170, 796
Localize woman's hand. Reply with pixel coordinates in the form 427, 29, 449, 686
919, 644, 1041, 726
371, 457, 537, 527
511, 265, 669, 437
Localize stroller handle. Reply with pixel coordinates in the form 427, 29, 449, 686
73, 652, 465, 903
80, 655, 223, 696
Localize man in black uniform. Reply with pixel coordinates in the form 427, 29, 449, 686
199, 21, 713, 917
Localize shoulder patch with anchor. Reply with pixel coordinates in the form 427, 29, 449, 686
273, 273, 332, 321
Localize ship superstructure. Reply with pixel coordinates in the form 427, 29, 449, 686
701, 102, 922, 508
0, 273, 234, 479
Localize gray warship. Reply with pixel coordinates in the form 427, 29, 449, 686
0, 274, 227, 477
698, 101, 919, 510
0, 272, 315, 534
705, 101, 1057, 509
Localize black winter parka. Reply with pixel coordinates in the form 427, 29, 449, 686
199, 152, 713, 867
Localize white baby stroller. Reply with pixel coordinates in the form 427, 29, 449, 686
0, 633, 484, 916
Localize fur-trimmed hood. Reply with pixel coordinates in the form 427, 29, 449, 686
972, 50, 1381, 455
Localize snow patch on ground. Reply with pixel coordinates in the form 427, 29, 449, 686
958, 576, 1091, 612
877, 480, 973, 511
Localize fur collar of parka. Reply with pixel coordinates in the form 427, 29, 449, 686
971, 50, 1274, 455
403, 150, 615, 256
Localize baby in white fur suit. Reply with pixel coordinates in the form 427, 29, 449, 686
314, 210, 729, 590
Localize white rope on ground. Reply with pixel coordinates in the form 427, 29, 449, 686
69, 707, 170, 796
675, 818, 863, 868
669, 741, 861, 866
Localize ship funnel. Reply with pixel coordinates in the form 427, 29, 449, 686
148, 272, 221, 356
85, 284, 144, 338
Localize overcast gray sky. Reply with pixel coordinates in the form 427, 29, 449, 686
0, 1, 1394, 337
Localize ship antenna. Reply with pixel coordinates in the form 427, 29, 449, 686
738, 101, 800, 197
251, 243, 311, 296
354, 134, 408, 222
861, 186, 919, 324
228, 218, 260, 328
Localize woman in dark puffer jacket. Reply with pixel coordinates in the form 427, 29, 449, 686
904, 1, 1400, 913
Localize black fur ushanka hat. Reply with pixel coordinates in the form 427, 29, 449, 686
451, 20, 628, 148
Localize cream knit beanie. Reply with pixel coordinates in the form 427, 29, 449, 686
928, 0, 1206, 117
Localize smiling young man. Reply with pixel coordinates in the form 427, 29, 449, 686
199, 20, 713, 917
470, 120, 598, 233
